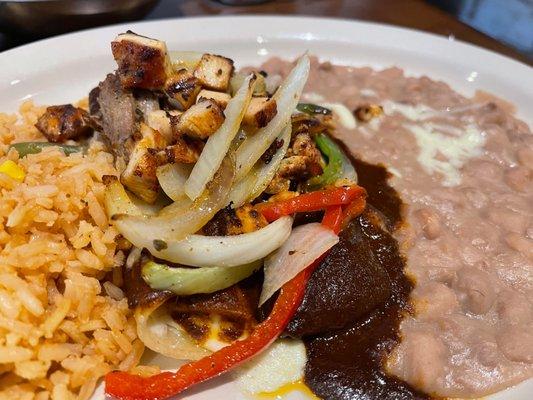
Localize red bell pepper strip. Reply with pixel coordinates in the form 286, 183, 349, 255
322, 205, 343, 235
256, 185, 366, 222
105, 206, 343, 400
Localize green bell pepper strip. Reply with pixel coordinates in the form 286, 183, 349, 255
296, 103, 332, 115
305, 133, 346, 190
9, 142, 83, 157
141, 259, 262, 296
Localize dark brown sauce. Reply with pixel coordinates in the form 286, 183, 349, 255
293, 155, 430, 400
122, 147, 428, 399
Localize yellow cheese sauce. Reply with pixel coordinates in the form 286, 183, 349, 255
256, 381, 319, 400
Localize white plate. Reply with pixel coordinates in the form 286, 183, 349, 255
1, 16, 531, 400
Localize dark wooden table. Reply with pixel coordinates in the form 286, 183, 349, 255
1, 0, 531, 66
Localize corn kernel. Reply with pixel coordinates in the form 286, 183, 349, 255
0, 160, 25, 182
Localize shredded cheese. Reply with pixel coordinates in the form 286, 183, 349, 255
408, 123, 485, 186
303, 93, 357, 129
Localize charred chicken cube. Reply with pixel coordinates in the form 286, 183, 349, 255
196, 89, 232, 109
35, 104, 94, 143
146, 110, 182, 143
111, 31, 172, 90
289, 132, 324, 176
165, 69, 203, 110
193, 54, 234, 91
242, 97, 278, 129
121, 145, 159, 204
120, 124, 166, 203
174, 99, 225, 140
159, 137, 204, 164
266, 131, 324, 194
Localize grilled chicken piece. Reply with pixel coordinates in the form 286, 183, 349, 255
174, 99, 225, 140
159, 138, 204, 164
165, 69, 203, 110
146, 110, 182, 143
35, 105, 93, 143
202, 204, 268, 236
120, 123, 166, 203
92, 74, 137, 162
111, 31, 173, 90
196, 89, 231, 109
242, 97, 277, 129
193, 54, 234, 91
287, 132, 324, 176
266, 132, 324, 194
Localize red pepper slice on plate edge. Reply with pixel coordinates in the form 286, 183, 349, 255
105, 205, 354, 399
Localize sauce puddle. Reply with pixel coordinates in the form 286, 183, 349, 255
294, 156, 431, 400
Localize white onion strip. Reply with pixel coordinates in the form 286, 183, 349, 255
185, 74, 256, 200
114, 156, 234, 245
227, 124, 291, 208
234, 54, 310, 182
259, 223, 339, 306
156, 163, 192, 201
169, 51, 203, 71
142, 216, 293, 267
135, 300, 210, 361
104, 177, 161, 218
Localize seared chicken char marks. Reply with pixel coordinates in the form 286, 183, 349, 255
111, 31, 173, 90
165, 69, 203, 110
242, 97, 278, 129
197, 89, 231, 109
159, 137, 204, 164
120, 123, 166, 203
35, 104, 94, 142
266, 116, 324, 194
193, 54, 234, 91
174, 99, 225, 140
146, 110, 181, 143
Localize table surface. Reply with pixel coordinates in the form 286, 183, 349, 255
0, 0, 531, 66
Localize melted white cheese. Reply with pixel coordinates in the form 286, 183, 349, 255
233, 338, 307, 394
382, 100, 436, 121
409, 123, 485, 186
194, 314, 250, 352
360, 88, 377, 97
303, 92, 357, 129
383, 100, 486, 186
322, 102, 357, 129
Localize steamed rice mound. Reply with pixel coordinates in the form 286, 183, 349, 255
0, 101, 143, 399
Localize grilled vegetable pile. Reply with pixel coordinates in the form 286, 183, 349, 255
28, 31, 368, 400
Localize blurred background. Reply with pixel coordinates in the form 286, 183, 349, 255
0, 0, 531, 63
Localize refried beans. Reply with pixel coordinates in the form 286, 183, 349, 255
260, 56, 533, 398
